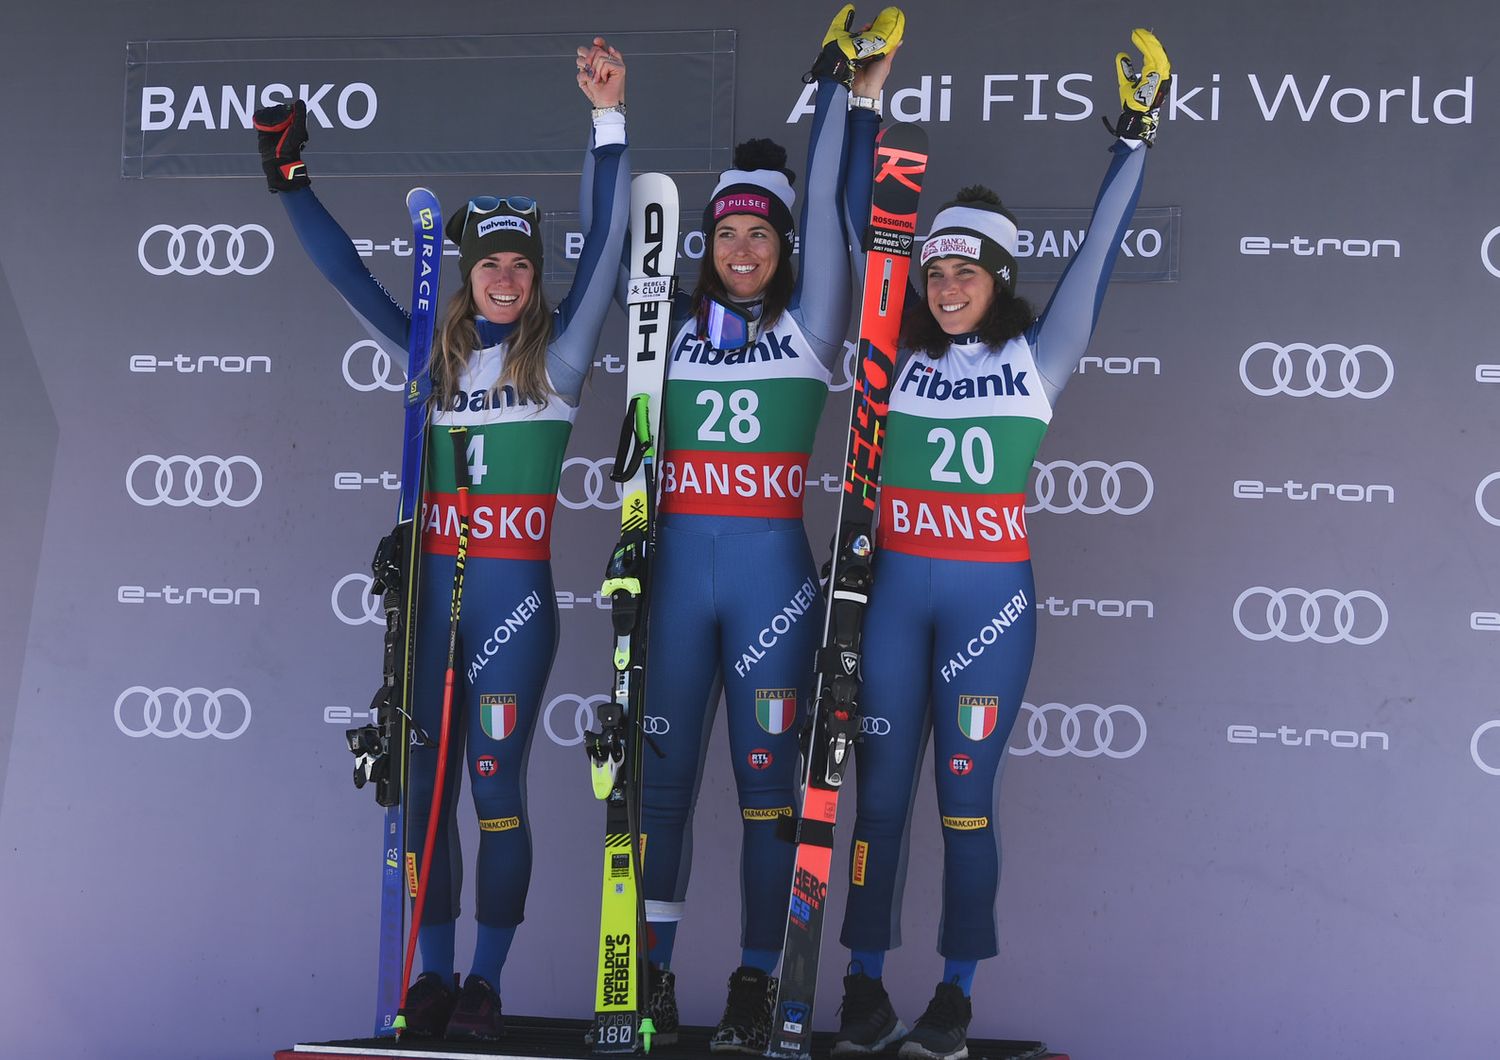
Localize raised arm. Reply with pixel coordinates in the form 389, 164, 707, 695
1030, 28, 1171, 404
548, 37, 632, 405
792, 6, 905, 364
253, 100, 410, 351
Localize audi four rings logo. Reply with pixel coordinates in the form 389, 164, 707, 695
1028, 461, 1153, 515
859, 716, 892, 735
559, 457, 625, 511
127, 455, 263, 508
342, 339, 406, 393
1010, 702, 1146, 759
642, 716, 671, 736
544, 693, 608, 746
1482, 226, 1500, 279
138, 224, 274, 276
1238, 342, 1394, 399
1232, 587, 1388, 645
1470, 720, 1500, 775
332, 573, 384, 626
1476, 472, 1500, 527
830, 341, 858, 393
115, 686, 252, 740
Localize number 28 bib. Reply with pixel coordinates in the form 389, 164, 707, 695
660, 316, 831, 519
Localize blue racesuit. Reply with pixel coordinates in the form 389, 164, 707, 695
275, 118, 629, 980
840, 140, 1148, 966
580, 77, 878, 964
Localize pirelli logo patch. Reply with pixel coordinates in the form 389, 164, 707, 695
852, 840, 869, 886
941, 815, 990, 831
405, 851, 419, 897
743, 806, 794, 821
479, 816, 521, 832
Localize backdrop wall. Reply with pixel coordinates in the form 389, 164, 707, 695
2, 2, 1497, 1059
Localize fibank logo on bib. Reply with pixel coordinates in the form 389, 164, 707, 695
478, 215, 532, 238
900, 360, 1029, 399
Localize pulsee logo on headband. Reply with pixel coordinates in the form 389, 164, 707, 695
477, 215, 533, 238
714, 193, 771, 218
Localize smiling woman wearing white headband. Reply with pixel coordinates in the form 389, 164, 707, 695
831, 29, 1172, 1060
251, 36, 631, 1043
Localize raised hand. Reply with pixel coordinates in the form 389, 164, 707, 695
576, 36, 626, 108
1104, 28, 1172, 145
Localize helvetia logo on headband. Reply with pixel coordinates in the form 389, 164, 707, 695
477, 215, 532, 238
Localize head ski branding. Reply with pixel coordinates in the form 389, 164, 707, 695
588, 172, 679, 1054
631, 202, 668, 362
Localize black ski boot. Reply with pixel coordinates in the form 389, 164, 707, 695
397, 971, 457, 1038
709, 965, 777, 1054
445, 973, 504, 1040
897, 981, 971, 1060
833, 971, 906, 1055
646, 963, 681, 1045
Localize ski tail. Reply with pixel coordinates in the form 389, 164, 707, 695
395, 426, 472, 1037
587, 173, 679, 1055
768, 124, 928, 1059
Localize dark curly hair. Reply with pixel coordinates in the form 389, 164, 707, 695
901, 185, 1034, 355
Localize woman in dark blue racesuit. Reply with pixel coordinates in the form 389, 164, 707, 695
830, 29, 1173, 1060
252, 38, 630, 1041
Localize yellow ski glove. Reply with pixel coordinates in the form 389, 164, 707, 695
1105, 28, 1172, 145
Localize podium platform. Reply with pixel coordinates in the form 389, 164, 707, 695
276, 1015, 1068, 1060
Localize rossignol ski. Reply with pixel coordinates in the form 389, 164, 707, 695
768, 123, 927, 1059
346, 187, 442, 1038
585, 172, 679, 1056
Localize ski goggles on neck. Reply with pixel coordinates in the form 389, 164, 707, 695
465, 195, 539, 219
696, 296, 754, 352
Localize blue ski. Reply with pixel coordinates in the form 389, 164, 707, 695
365, 187, 442, 1037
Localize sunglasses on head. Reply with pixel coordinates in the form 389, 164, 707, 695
466, 194, 539, 218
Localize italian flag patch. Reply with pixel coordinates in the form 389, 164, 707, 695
957, 695, 1000, 741
479, 693, 517, 740
755, 689, 796, 734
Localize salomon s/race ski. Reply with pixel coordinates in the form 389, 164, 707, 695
346, 187, 442, 1038
585, 172, 679, 1055
768, 123, 927, 1059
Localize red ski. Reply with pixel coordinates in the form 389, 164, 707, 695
768, 121, 928, 1059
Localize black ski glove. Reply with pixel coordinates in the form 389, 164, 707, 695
253, 99, 310, 192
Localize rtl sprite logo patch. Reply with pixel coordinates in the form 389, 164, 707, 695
479, 693, 517, 740
957, 695, 1000, 741
475, 755, 499, 777
950, 753, 974, 776
755, 689, 796, 734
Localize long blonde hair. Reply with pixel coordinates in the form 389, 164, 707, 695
429, 282, 555, 408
